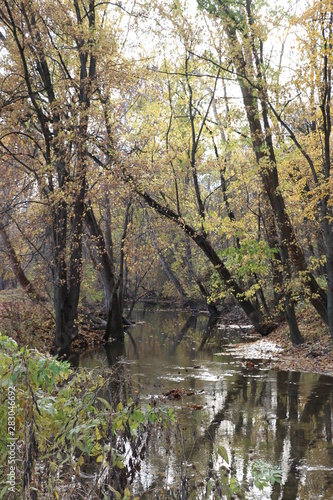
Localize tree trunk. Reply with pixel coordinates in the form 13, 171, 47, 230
105, 286, 124, 342
193, 231, 273, 335
53, 175, 86, 356
196, 280, 219, 316
119, 201, 132, 312
323, 210, 333, 338
85, 204, 124, 341
211, 3, 327, 335
237, 21, 327, 326
0, 224, 43, 302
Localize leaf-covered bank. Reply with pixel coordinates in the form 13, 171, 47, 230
224, 307, 333, 376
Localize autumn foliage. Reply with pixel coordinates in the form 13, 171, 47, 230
0, 0, 332, 352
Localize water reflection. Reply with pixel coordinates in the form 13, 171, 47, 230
79, 310, 333, 499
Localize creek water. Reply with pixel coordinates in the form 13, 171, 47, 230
79, 310, 333, 499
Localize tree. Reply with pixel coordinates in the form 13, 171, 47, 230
194, 0, 330, 343
0, 0, 123, 354
111, 40, 277, 334
85, 193, 129, 341
0, 157, 46, 302
268, 0, 333, 338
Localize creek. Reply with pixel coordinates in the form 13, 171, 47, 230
79, 310, 333, 499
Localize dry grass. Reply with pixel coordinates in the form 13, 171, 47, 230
0, 289, 55, 353
0, 289, 105, 354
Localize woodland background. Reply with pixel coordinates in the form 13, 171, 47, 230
0, 0, 332, 354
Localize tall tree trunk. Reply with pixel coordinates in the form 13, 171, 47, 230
105, 282, 123, 342
85, 203, 124, 341
119, 201, 132, 311
322, 208, 333, 338
53, 174, 86, 355
320, 36, 333, 337
211, 89, 271, 315
233, 4, 326, 327
2, 0, 99, 355
0, 224, 43, 302
217, 20, 306, 342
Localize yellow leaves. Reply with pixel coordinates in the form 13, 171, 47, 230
95, 426, 102, 441
106, 486, 133, 500
123, 488, 133, 500
74, 455, 85, 475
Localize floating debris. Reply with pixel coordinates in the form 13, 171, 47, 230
187, 403, 204, 410
244, 361, 256, 371
163, 388, 195, 400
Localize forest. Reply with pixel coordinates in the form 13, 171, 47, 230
0, 0, 333, 498
0, 0, 332, 352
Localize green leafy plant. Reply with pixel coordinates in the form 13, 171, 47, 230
0, 334, 175, 499
204, 445, 244, 499
252, 459, 283, 491
203, 445, 283, 499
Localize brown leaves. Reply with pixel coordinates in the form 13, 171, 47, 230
162, 388, 195, 400
223, 306, 333, 376
187, 403, 204, 410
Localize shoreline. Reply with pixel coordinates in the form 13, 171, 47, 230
1, 289, 332, 376
223, 321, 333, 377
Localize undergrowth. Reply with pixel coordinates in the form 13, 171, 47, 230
0, 334, 175, 499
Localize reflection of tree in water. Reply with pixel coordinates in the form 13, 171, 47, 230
169, 315, 198, 355
104, 341, 132, 408
271, 371, 296, 499
173, 369, 333, 499
206, 370, 332, 499
103, 341, 158, 496
182, 369, 262, 494
79, 313, 333, 498
279, 375, 333, 500
103, 329, 141, 403
198, 315, 218, 351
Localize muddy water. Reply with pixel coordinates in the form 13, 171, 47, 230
79, 310, 333, 499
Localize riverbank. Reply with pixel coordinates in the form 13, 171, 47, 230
0, 289, 332, 376
224, 307, 333, 377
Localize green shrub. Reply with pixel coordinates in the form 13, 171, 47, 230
0, 335, 174, 499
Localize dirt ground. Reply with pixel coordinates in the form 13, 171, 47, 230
224, 308, 333, 377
